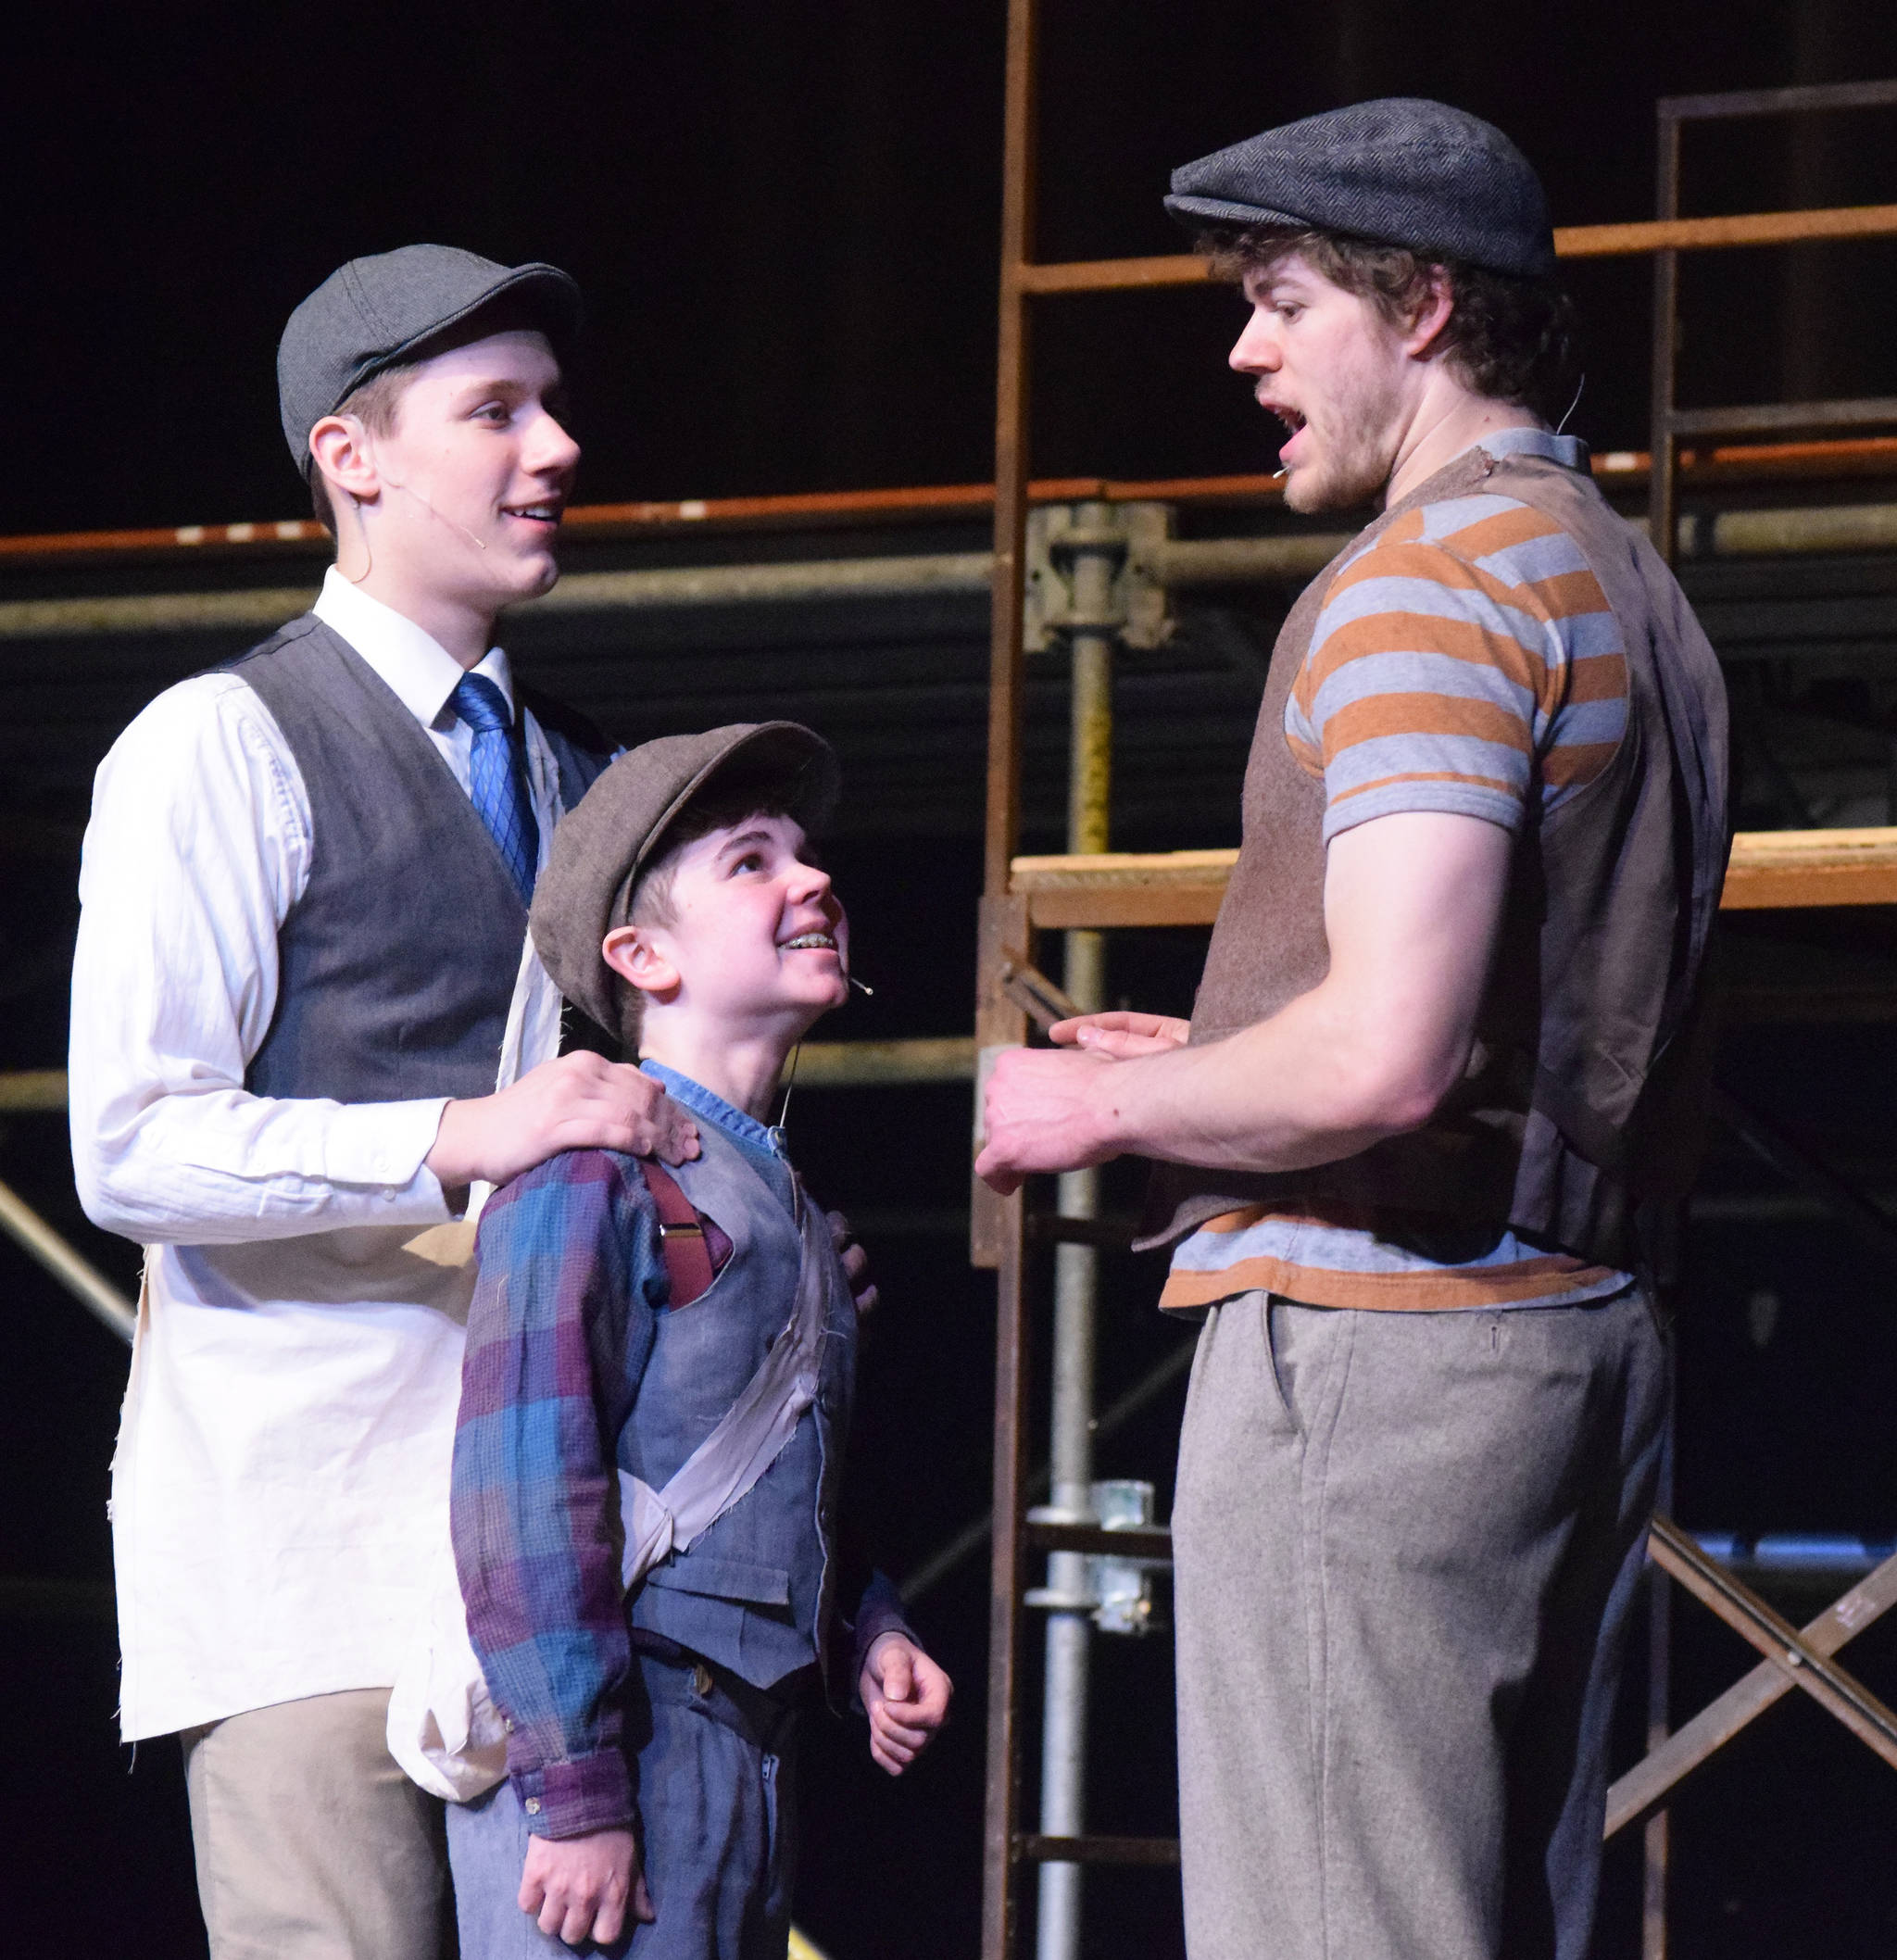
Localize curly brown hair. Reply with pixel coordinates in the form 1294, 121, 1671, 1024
1202, 225, 1581, 427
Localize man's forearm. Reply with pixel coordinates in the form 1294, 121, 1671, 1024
1088, 986, 1444, 1175
977, 814, 1511, 1192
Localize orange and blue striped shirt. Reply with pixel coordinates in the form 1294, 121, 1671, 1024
1162, 430, 1635, 1313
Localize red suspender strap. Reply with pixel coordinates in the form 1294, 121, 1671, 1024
637, 1159, 717, 1307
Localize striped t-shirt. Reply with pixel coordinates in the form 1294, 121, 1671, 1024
1162, 429, 1635, 1314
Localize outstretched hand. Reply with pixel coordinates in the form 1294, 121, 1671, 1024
1049, 1010, 1190, 1060
520, 1826, 655, 1947
427, 1051, 700, 1193
861, 1633, 952, 1776
975, 1009, 1188, 1195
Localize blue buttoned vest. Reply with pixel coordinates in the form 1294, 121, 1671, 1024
622, 1120, 859, 1696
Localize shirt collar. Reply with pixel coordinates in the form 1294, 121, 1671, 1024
311, 566, 515, 731
1472, 424, 1591, 473
639, 1060, 783, 1157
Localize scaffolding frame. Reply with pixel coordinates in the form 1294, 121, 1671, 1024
1648, 79, 1897, 568
974, 23, 1897, 1959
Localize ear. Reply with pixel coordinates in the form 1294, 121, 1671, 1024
1401, 268, 1456, 363
308, 413, 383, 512
602, 924, 681, 1001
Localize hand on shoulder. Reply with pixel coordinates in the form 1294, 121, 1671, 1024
427, 1052, 700, 1193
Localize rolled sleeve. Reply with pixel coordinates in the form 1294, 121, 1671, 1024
848, 1570, 921, 1700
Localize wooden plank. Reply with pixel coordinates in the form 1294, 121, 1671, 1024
1606, 1549, 1897, 1839
1556, 202, 1897, 258
18, 442, 1897, 575
0, 1069, 68, 1112
792, 1038, 975, 1087
1647, 1517, 1897, 1777
1011, 832, 1897, 928
1016, 1834, 1182, 1868
1722, 827, 1897, 909
1024, 1520, 1173, 1561
1016, 254, 1211, 294
980, 23, 1038, 1960
1011, 848, 1236, 929
1024, 881, 1228, 930
1004, 207, 1897, 304
972, 895, 1032, 1268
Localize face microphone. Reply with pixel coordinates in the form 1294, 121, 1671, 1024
381, 472, 488, 553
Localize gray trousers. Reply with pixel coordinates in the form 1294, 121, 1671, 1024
448, 1652, 799, 1960
1173, 1289, 1668, 1960
182, 1688, 449, 1960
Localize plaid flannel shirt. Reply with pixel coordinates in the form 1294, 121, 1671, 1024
452, 1069, 911, 1840
454, 1145, 665, 1836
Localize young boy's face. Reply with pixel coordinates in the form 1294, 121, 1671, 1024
628, 813, 849, 1035
365, 328, 579, 605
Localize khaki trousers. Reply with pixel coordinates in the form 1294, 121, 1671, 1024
182, 1687, 450, 1960
1173, 1289, 1668, 1960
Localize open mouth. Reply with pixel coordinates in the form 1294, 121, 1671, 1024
780, 931, 838, 953
1263, 401, 1307, 447
502, 500, 564, 527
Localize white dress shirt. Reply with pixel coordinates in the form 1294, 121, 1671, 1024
72, 569, 568, 1740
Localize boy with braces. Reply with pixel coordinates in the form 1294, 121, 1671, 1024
445, 722, 952, 1955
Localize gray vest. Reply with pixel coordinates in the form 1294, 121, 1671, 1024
623, 1123, 858, 1695
232, 614, 605, 1104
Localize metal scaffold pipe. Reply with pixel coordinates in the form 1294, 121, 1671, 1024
1036, 503, 1117, 1960
11, 501, 1897, 638
0, 554, 997, 640
0, 1175, 136, 1343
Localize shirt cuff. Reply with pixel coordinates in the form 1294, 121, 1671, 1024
509, 1751, 634, 1841
848, 1570, 920, 1704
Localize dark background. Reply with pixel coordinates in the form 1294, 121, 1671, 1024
9, 4, 1897, 1957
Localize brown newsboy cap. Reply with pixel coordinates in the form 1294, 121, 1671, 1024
531, 722, 841, 1044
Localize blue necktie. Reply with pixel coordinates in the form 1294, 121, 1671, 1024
451, 673, 539, 906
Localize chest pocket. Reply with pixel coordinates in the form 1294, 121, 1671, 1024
644, 1555, 792, 1609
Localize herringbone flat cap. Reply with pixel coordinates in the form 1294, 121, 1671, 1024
1166, 97, 1554, 279
278, 244, 581, 474
532, 722, 840, 1042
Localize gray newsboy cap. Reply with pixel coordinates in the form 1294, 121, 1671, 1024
277, 244, 582, 474
1165, 98, 1554, 280
532, 722, 842, 1045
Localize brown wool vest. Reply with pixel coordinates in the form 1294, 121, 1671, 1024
1140, 444, 1730, 1272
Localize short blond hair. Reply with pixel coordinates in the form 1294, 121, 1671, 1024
307, 361, 424, 534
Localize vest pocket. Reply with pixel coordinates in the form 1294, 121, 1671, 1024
645, 1554, 792, 1608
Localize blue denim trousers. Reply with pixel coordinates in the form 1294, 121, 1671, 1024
447, 1652, 801, 1960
